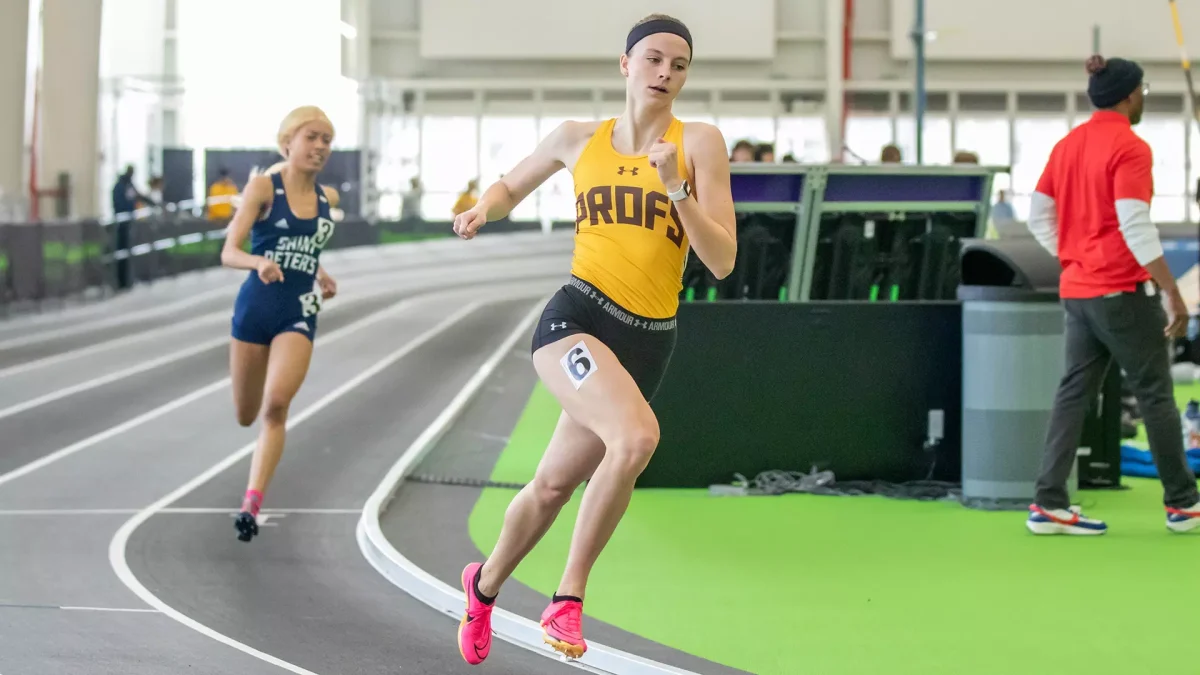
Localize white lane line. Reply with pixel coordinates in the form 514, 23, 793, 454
60, 606, 161, 613
356, 299, 703, 675
0, 310, 228, 379
0, 286, 233, 346
0, 509, 140, 516
161, 508, 362, 515
0, 508, 361, 516
0, 281, 431, 418
0, 336, 228, 422
0, 293, 425, 490
0, 380, 231, 490
0, 264, 554, 381
108, 298, 492, 675
0, 602, 160, 613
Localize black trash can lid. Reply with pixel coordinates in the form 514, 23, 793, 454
957, 285, 1060, 303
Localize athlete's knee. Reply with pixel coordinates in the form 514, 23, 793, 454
261, 395, 292, 427
530, 474, 580, 509
608, 413, 660, 474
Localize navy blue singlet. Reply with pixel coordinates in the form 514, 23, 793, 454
230, 171, 336, 345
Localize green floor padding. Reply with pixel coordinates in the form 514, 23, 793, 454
469, 382, 1200, 675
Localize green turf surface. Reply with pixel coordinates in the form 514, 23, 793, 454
468, 382, 1200, 675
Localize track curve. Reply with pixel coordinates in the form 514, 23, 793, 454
0, 233, 731, 675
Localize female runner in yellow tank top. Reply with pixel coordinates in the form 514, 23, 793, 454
450, 14, 737, 665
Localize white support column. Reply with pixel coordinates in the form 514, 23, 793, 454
825, 0, 845, 162
38, 0, 103, 218
342, 0, 371, 216
0, 0, 31, 217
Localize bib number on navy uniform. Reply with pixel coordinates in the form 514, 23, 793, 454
560, 341, 597, 390
312, 217, 336, 249
299, 291, 322, 317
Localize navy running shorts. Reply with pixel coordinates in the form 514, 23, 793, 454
531, 275, 677, 401
230, 278, 320, 346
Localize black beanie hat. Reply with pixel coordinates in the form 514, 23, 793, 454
1086, 55, 1144, 109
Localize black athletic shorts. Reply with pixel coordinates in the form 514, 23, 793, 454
531, 275, 678, 401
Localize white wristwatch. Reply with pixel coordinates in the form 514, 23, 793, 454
666, 180, 691, 202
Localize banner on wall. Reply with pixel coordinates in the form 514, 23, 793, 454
202, 149, 361, 217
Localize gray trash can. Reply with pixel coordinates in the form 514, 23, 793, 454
957, 239, 1076, 510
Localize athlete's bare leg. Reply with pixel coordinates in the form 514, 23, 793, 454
531, 335, 660, 600
229, 338, 270, 426
244, 332, 313, 499
476, 410, 605, 597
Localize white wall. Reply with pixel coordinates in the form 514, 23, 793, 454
98, 0, 165, 79
370, 0, 826, 82
0, 0, 31, 217
368, 0, 1200, 95
38, 0, 103, 218
418, 0, 775, 61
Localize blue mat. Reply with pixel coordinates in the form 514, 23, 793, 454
1121, 444, 1200, 478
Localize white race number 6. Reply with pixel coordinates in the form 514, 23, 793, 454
560, 340, 597, 390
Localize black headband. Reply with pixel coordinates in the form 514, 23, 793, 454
625, 19, 693, 60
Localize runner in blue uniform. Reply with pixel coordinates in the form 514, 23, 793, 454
220, 106, 340, 542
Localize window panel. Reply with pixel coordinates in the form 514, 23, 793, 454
1135, 117, 1186, 194
419, 116, 478, 219
1190, 123, 1200, 221
177, 0, 355, 151
844, 116, 894, 164
375, 114, 420, 218
956, 116, 1013, 198
536, 117, 583, 222
776, 116, 828, 163
895, 116, 952, 165
1012, 118, 1068, 198
714, 117, 776, 157
480, 116, 538, 220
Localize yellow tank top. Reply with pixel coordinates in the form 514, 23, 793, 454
569, 117, 691, 319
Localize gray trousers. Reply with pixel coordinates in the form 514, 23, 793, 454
1035, 288, 1199, 510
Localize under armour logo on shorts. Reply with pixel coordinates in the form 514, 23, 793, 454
551, 322, 567, 330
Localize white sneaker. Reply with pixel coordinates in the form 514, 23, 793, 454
1166, 502, 1200, 533
1026, 504, 1107, 535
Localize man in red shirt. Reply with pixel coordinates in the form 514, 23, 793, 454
1025, 54, 1198, 536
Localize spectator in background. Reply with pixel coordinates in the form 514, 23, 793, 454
880, 144, 902, 163
110, 165, 150, 290
988, 189, 1020, 239
782, 153, 798, 163
111, 165, 150, 220
992, 189, 1015, 223
145, 176, 164, 209
402, 176, 423, 221
953, 150, 979, 165
730, 140, 755, 163
452, 178, 479, 217
754, 143, 775, 163
207, 168, 239, 221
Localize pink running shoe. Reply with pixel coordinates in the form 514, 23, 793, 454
541, 596, 587, 659
457, 562, 493, 665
